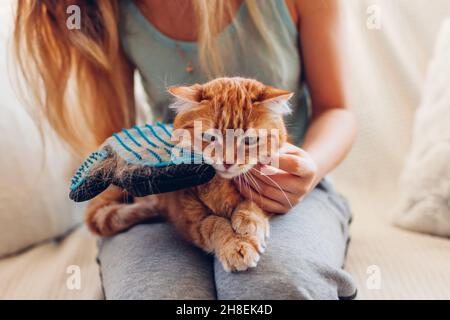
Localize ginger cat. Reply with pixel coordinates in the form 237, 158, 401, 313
86, 77, 293, 272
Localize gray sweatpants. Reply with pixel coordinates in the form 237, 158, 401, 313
97, 181, 357, 300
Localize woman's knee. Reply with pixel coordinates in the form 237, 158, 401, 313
215, 256, 354, 300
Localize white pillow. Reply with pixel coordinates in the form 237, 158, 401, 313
395, 19, 450, 237
0, 1, 82, 257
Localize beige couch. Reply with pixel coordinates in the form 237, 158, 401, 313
1, 0, 450, 299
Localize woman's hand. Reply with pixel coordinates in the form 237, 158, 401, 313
234, 143, 318, 215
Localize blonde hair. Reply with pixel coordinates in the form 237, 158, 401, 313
14, 0, 288, 155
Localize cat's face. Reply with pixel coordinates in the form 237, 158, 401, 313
170, 77, 293, 179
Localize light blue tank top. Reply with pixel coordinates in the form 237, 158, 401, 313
119, 0, 310, 145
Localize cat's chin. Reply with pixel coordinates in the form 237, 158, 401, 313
216, 171, 241, 180
215, 165, 254, 180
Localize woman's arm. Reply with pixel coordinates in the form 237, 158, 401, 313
296, 0, 356, 186
235, 0, 356, 214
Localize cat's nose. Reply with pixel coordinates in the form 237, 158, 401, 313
223, 164, 233, 170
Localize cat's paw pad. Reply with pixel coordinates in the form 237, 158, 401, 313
231, 213, 269, 251
218, 237, 261, 272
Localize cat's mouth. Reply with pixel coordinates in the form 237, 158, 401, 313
212, 163, 255, 179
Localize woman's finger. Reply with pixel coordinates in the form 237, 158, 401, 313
248, 176, 299, 207
235, 181, 289, 214
249, 168, 309, 196
267, 154, 316, 178
278, 143, 307, 156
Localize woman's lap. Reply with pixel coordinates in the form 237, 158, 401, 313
98, 222, 216, 299
98, 181, 357, 300
214, 181, 356, 299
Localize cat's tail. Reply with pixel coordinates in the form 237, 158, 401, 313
85, 186, 162, 237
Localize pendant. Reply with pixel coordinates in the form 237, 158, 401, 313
186, 61, 194, 74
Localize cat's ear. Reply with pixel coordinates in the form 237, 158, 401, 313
260, 86, 294, 116
168, 85, 202, 113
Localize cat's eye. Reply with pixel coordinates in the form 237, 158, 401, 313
202, 132, 217, 143
243, 136, 259, 146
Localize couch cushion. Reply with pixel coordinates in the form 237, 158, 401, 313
0, 227, 102, 300
395, 19, 450, 237
335, 0, 450, 299
0, 0, 83, 257
344, 191, 450, 299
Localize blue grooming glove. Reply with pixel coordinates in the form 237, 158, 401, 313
69, 123, 215, 202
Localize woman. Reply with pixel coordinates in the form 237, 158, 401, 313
14, 0, 357, 299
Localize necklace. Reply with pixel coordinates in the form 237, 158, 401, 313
175, 44, 195, 74
137, 1, 196, 74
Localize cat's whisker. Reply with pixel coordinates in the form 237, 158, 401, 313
241, 173, 255, 203
251, 167, 293, 209
243, 171, 266, 205
244, 171, 260, 192
238, 175, 243, 192
247, 171, 266, 205
247, 171, 262, 192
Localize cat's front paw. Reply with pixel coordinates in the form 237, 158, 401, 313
231, 212, 269, 252
217, 236, 261, 272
